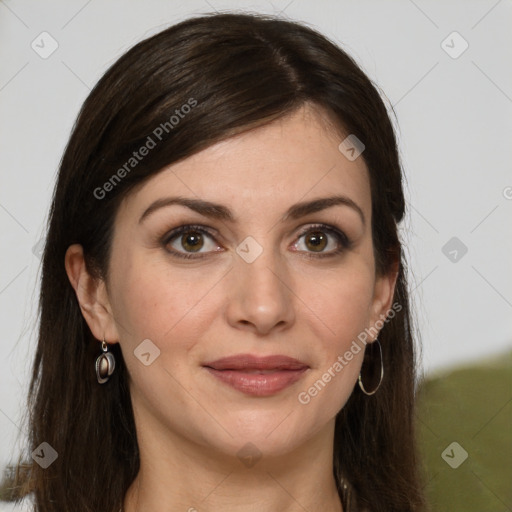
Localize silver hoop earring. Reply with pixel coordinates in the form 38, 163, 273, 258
358, 338, 383, 396
95, 337, 116, 384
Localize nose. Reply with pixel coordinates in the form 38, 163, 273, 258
225, 243, 296, 336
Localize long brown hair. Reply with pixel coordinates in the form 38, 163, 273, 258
2, 12, 426, 511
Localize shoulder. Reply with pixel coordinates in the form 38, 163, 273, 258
0, 495, 34, 512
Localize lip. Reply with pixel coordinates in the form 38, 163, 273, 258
203, 354, 308, 371
203, 354, 309, 397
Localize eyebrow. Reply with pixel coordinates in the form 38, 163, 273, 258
138, 195, 365, 226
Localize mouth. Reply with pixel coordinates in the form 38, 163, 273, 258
202, 354, 309, 397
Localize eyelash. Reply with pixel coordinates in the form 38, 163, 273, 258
161, 223, 352, 260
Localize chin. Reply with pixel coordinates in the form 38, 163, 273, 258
195, 412, 322, 462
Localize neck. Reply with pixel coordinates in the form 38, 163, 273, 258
123, 418, 343, 512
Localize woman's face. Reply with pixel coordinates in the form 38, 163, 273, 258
75, 104, 396, 464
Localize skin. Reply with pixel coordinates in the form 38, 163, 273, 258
65, 103, 398, 512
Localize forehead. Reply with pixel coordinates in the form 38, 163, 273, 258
118, 104, 371, 224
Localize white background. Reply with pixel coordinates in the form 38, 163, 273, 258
1, 0, 511, 476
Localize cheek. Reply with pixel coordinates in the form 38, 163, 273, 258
293, 261, 374, 415
110, 259, 217, 422
108, 253, 210, 349
298, 261, 375, 348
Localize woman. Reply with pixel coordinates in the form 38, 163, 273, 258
2, 11, 426, 512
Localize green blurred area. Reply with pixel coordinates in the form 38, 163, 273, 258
416, 350, 512, 511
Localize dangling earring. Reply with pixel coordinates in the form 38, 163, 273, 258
358, 338, 383, 396
95, 337, 116, 384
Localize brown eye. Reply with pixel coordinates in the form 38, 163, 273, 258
305, 231, 328, 252
293, 224, 351, 258
180, 230, 204, 252
163, 225, 222, 259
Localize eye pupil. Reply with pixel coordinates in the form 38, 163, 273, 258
306, 231, 327, 252
182, 231, 203, 252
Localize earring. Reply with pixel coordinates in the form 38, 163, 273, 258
95, 337, 116, 384
358, 338, 383, 396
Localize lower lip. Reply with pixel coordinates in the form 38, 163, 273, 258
204, 367, 308, 396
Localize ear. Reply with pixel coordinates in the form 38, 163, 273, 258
367, 257, 399, 342
64, 244, 120, 343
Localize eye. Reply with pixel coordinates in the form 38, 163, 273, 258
292, 224, 351, 258
161, 223, 352, 260
162, 225, 222, 259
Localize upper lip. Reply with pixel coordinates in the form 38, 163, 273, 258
203, 354, 309, 371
